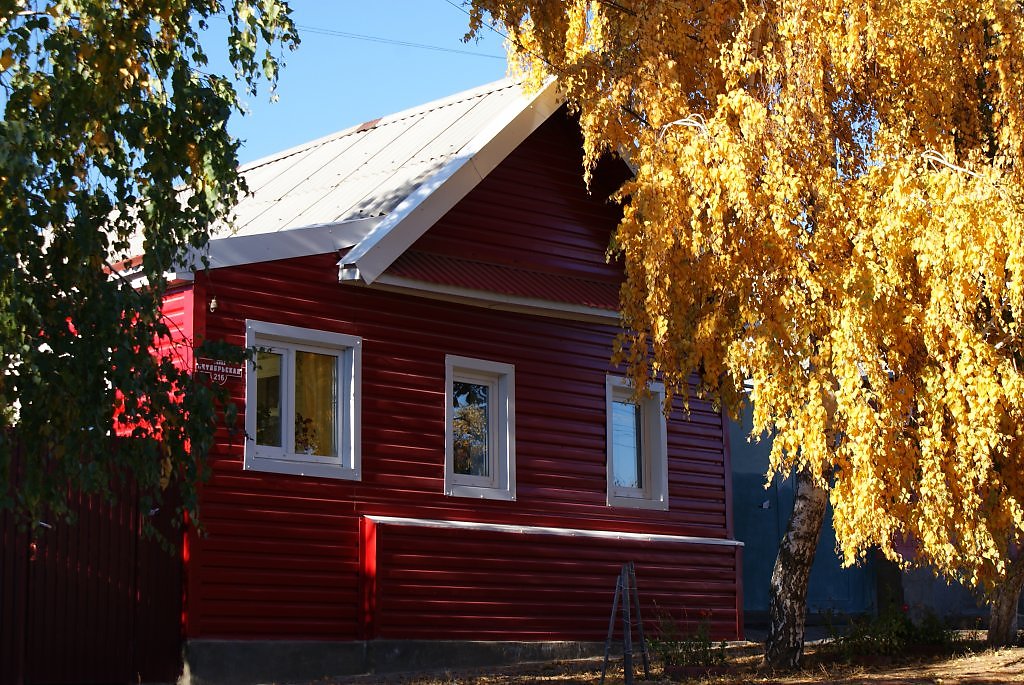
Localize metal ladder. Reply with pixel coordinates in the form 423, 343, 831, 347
601, 561, 651, 684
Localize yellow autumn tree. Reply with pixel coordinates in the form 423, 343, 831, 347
468, 0, 1024, 663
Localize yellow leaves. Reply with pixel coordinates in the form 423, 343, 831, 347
562, 0, 592, 62
475, 0, 1024, 591
30, 82, 49, 108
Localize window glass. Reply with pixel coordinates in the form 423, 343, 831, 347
256, 350, 283, 447
245, 320, 362, 481
444, 355, 515, 500
606, 376, 668, 510
294, 350, 338, 458
612, 399, 643, 489
452, 380, 490, 477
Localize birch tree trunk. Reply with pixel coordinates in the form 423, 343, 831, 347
764, 468, 828, 669
987, 550, 1024, 647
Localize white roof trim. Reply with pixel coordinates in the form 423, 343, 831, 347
364, 273, 619, 325
173, 217, 381, 276
339, 79, 562, 285
122, 268, 195, 290
365, 514, 744, 547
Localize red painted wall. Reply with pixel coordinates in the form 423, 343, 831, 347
185, 112, 740, 642
159, 285, 196, 369
411, 111, 629, 284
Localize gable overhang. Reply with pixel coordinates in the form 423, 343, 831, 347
337, 79, 562, 285
168, 217, 381, 280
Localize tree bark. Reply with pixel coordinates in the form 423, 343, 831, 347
764, 467, 828, 669
987, 549, 1024, 647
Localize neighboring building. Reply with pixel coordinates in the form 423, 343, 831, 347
731, 408, 1000, 631
162, 80, 743, 683
729, 408, 877, 627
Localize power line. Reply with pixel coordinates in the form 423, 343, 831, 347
439, 0, 669, 131
442, 0, 510, 43
294, 23, 505, 59
441, 0, 562, 77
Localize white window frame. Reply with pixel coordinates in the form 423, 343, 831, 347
444, 355, 515, 501
244, 320, 362, 480
606, 376, 669, 510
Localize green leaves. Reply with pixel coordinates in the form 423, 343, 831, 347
0, 0, 296, 532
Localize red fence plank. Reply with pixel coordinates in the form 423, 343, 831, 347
1, 469, 183, 684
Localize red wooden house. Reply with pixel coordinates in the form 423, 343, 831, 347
166, 79, 742, 683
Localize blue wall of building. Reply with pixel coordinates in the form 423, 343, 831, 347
729, 408, 877, 626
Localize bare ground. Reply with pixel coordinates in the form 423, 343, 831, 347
334, 642, 1024, 684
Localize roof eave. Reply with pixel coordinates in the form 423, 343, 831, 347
172, 217, 381, 276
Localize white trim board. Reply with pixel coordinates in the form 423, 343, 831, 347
362, 274, 620, 325
364, 515, 744, 547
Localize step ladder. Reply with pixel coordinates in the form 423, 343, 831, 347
601, 561, 650, 684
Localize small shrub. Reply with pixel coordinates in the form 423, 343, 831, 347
649, 607, 727, 670
832, 605, 957, 658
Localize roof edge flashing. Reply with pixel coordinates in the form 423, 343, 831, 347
173, 216, 381, 273
338, 263, 362, 282
364, 273, 620, 325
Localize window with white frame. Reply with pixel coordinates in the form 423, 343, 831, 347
606, 376, 668, 510
244, 320, 361, 480
444, 355, 515, 500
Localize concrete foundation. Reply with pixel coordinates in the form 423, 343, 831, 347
180, 639, 609, 685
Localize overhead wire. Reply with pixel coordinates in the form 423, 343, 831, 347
293, 23, 505, 59
439, 0, 669, 131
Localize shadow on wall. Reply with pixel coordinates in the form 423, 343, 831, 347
901, 567, 989, 627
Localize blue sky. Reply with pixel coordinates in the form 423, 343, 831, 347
221, 1, 510, 165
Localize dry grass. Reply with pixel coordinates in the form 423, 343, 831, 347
335, 643, 1024, 684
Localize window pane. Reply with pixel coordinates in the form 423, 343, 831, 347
294, 351, 338, 457
255, 351, 283, 447
453, 381, 490, 477
612, 400, 643, 489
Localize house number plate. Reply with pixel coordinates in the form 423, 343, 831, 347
196, 358, 244, 385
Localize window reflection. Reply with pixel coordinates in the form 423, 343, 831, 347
452, 380, 490, 477
255, 351, 283, 447
612, 400, 642, 489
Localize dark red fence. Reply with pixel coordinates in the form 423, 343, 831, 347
1, 477, 183, 684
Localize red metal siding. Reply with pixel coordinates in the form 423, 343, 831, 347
0, 288, 192, 684
366, 518, 739, 641
185, 112, 737, 643
387, 251, 620, 311
0, 499, 29, 685
190, 258, 735, 641
24, 493, 138, 684
0, 474, 185, 684
158, 285, 196, 369
406, 110, 629, 287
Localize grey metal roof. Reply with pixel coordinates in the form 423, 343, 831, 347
217, 78, 533, 239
